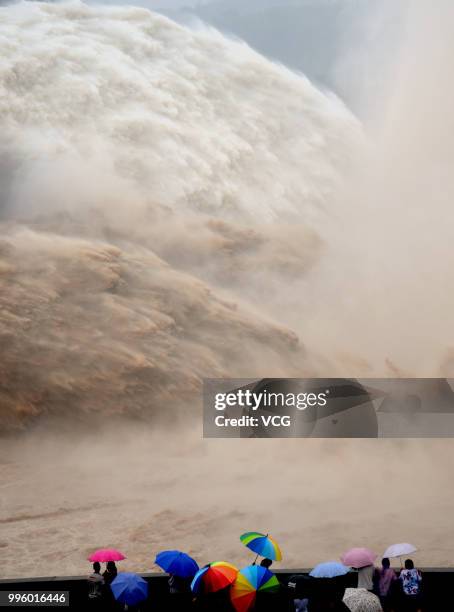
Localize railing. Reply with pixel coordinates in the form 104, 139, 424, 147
0, 569, 451, 610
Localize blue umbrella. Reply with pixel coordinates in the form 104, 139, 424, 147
110, 572, 148, 606
309, 561, 349, 579
155, 550, 199, 578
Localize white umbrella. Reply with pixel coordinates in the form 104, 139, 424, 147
383, 543, 417, 559
383, 543, 417, 567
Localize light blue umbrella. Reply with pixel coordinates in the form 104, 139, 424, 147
110, 572, 148, 606
309, 561, 349, 579
155, 550, 199, 578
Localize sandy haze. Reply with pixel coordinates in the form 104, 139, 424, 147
1, 0, 454, 578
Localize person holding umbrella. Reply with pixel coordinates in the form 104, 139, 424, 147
87, 562, 104, 607
110, 572, 148, 611
230, 564, 280, 612
357, 565, 375, 592
308, 562, 351, 611
103, 561, 118, 586
259, 558, 273, 570
309, 581, 350, 611
376, 558, 397, 611
382, 544, 419, 610
399, 559, 422, 612
87, 549, 126, 608
287, 574, 313, 612
87, 549, 125, 584
191, 562, 238, 611
341, 549, 377, 593
155, 550, 199, 605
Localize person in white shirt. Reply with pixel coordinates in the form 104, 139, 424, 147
87, 561, 104, 603
357, 564, 375, 591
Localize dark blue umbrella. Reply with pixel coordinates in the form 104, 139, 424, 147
110, 572, 148, 606
155, 550, 199, 578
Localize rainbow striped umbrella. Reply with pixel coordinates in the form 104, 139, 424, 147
231, 565, 280, 612
240, 532, 282, 562
191, 561, 238, 594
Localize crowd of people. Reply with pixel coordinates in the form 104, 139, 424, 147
85, 555, 424, 612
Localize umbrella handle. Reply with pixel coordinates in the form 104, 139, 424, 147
253, 533, 269, 565
252, 533, 269, 565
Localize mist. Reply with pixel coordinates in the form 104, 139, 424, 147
1, 0, 454, 578
302, 0, 454, 374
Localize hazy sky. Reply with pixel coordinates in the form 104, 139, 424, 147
137, 0, 287, 7
0, 0, 405, 115
84, 0, 404, 114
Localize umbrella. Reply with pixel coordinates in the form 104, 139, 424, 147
88, 548, 126, 562
240, 532, 282, 562
155, 550, 199, 578
343, 587, 383, 612
191, 562, 238, 594
230, 565, 280, 612
287, 574, 314, 599
110, 572, 148, 606
310, 561, 350, 579
383, 543, 417, 559
341, 548, 377, 569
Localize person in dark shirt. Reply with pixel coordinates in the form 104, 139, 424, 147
377, 557, 397, 610
260, 558, 273, 570
308, 578, 350, 612
103, 561, 118, 585
168, 573, 193, 608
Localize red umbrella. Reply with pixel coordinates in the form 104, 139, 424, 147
191, 562, 238, 594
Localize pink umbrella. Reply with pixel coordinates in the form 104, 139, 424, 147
88, 549, 126, 562
341, 548, 377, 569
